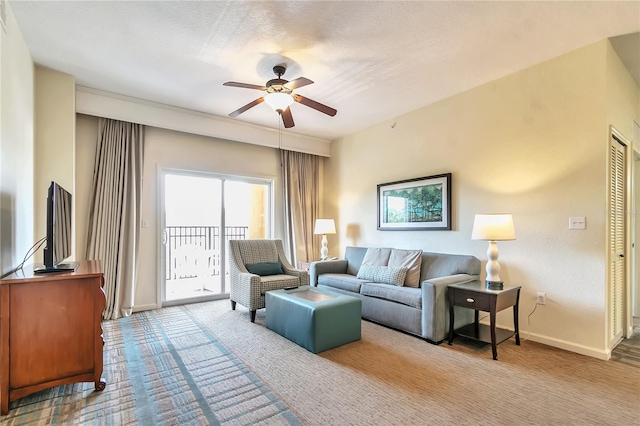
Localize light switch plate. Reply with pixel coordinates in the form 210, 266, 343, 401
569, 217, 586, 230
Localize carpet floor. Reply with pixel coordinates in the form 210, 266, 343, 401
1, 299, 638, 425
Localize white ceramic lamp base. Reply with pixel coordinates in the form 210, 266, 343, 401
320, 234, 329, 260
485, 240, 503, 290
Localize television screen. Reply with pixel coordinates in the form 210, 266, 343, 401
36, 181, 77, 273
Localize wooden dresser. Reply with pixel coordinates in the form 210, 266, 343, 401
0, 260, 106, 414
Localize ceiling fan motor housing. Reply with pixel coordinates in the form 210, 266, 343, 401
266, 78, 291, 94
273, 65, 287, 77
266, 65, 291, 93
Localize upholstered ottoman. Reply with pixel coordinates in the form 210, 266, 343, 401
265, 286, 362, 353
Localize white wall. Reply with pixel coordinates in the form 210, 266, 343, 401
325, 40, 637, 358
75, 114, 284, 310
0, 2, 34, 276
34, 66, 75, 262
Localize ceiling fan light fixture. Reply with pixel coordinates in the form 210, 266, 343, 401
265, 92, 294, 112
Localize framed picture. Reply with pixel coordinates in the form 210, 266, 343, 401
377, 173, 452, 231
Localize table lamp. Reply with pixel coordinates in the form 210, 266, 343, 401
471, 214, 516, 290
314, 219, 336, 260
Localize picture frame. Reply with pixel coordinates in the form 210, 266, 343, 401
377, 173, 452, 231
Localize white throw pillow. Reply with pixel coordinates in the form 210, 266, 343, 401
388, 249, 423, 288
356, 264, 408, 286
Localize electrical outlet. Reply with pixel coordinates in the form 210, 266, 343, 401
536, 292, 547, 305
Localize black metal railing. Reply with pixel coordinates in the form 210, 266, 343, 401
165, 225, 248, 280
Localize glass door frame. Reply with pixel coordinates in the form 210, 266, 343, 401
158, 167, 274, 308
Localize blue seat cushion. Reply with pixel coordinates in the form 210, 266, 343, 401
359, 283, 422, 309
317, 273, 371, 293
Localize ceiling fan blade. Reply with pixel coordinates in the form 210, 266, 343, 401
292, 94, 337, 117
281, 107, 295, 128
223, 81, 267, 91
284, 77, 314, 90
229, 97, 264, 117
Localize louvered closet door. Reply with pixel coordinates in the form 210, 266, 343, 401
609, 136, 626, 347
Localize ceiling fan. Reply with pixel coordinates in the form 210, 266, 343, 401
223, 65, 337, 129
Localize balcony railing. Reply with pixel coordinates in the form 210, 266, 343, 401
165, 225, 248, 280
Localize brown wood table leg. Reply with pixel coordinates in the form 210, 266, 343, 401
490, 309, 498, 360
474, 310, 479, 336
514, 288, 521, 345
448, 287, 455, 345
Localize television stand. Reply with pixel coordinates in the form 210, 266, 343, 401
0, 260, 106, 414
33, 261, 80, 273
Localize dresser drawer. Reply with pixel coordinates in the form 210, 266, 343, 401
453, 289, 491, 311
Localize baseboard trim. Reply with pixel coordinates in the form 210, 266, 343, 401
132, 303, 158, 313
524, 332, 609, 360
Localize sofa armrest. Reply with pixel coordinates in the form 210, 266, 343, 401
229, 271, 263, 310
309, 259, 348, 286
281, 266, 310, 286
420, 274, 477, 342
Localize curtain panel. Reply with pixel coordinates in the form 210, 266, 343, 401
86, 118, 144, 320
280, 149, 321, 264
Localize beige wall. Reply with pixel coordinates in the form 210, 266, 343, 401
606, 41, 640, 141
34, 66, 75, 262
325, 41, 621, 357
75, 114, 99, 259
75, 115, 283, 310
0, 3, 34, 275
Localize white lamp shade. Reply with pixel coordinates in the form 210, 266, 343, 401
471, 214, 516, 241
314, 219, 336, 235
313, 219, 336, 234
264, 92, 294, 111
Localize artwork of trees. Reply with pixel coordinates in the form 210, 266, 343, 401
383, 183, 443, 223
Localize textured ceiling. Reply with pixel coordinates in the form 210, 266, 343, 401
9, 1, 640, 141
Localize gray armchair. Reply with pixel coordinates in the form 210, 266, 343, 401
228, 239, 310, 322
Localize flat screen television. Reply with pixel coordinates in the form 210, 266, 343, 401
34, 181, 79, 273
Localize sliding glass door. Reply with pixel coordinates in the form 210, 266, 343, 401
160, 170, 273, 305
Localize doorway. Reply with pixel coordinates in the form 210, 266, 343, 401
633, 121, 640, 331
160, 169, 273, 306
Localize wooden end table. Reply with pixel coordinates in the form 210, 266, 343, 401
447, 280, 521, 360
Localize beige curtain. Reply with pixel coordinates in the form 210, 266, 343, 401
86, 118, 144, 320
280, 149, 321, 264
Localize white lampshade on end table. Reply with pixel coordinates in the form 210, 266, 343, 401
314, 219, 336, 260
471, 214, 516, 290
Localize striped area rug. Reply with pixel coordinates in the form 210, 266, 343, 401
611, 332, 640, 367
1, 306, 301, 425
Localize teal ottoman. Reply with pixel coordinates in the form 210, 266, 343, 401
266, 286, 362, 353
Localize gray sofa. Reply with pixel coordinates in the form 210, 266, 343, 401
309, 246, 480, 343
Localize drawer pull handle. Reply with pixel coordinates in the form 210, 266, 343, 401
466, 298, 475, 303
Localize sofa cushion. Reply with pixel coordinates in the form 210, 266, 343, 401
388, 249, 422, 288
245, 262, 283, 276
344, 246, 369, 276
361, 247, 392, 266
360, 283, 422, 309
317, 273, 370, 293
356, 264, 408, 286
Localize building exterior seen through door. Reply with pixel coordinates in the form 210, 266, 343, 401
162, 171, 273, 304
